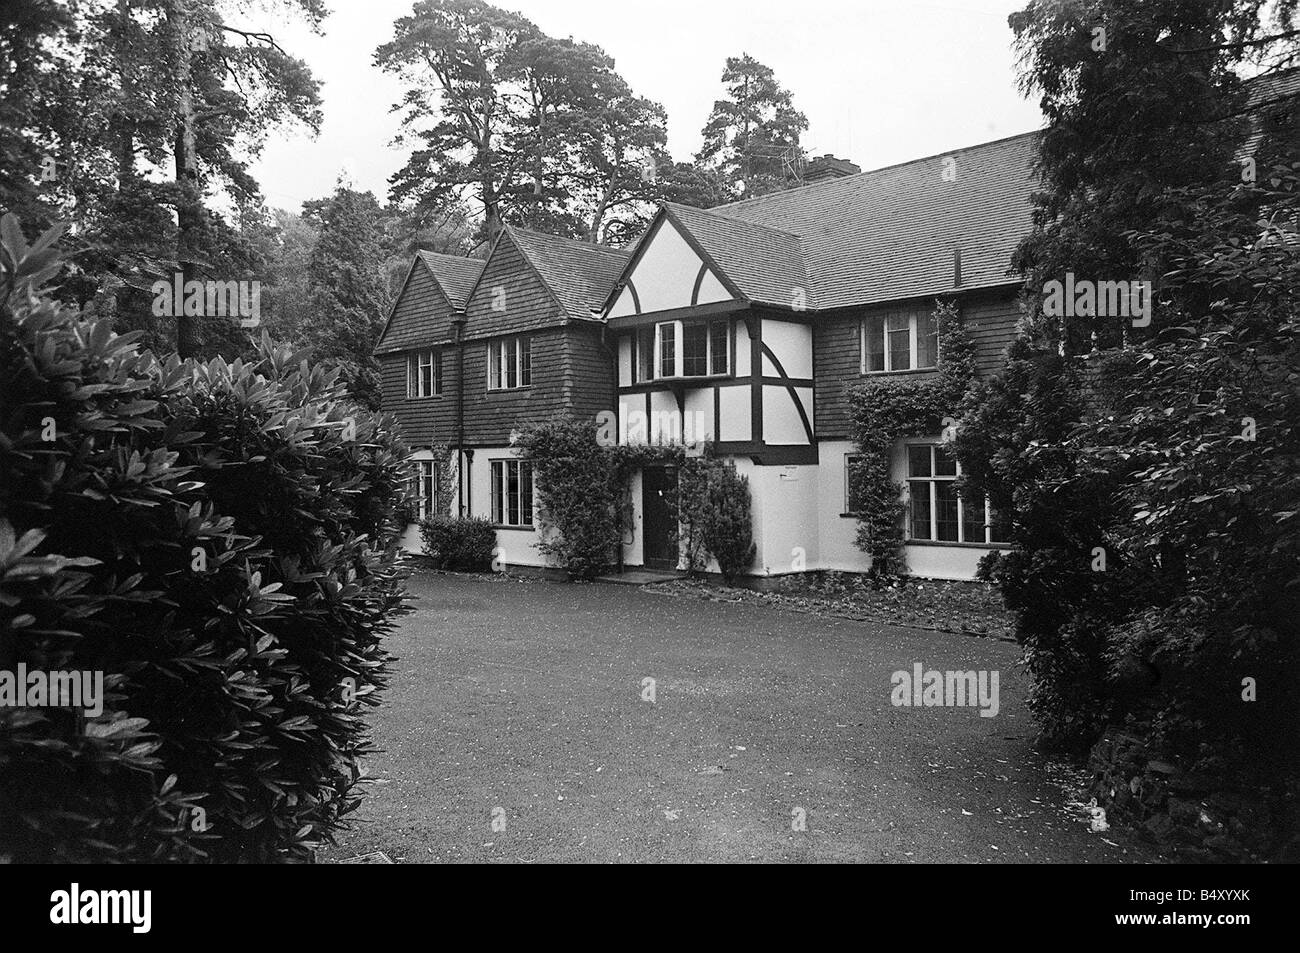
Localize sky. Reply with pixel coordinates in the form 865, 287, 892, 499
247, 0, 1046, 214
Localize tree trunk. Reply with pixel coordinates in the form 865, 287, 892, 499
170, 2, 201, 358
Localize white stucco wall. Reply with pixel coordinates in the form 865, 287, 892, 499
717, 384, 751, 442
762, 385, 813, 445
760, 319, 813, 379
611, 219, 732, 316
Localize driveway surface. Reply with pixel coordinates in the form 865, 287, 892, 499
324, 572, 1157, 863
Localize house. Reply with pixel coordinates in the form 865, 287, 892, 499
378, 131, 1041, 580
602, 131, 1038, 580
374, 226, 628, 560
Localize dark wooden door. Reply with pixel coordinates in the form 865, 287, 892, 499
642, 466, 678, 570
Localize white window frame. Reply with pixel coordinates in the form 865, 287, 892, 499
490, 459, 534, 527
904, 442, 1008, 545
861, 310, 939, 374
415, 459, 439, 520
488, 336, 531, 390
638, 319, 730, 382
407, 348, 441, 398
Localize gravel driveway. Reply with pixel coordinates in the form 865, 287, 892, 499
323, 571, 1158, 863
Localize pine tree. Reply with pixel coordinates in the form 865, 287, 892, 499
303, 187, 391, 410
696, 54, 808, 200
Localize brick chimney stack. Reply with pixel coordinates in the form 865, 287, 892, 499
803, 154, 861, 183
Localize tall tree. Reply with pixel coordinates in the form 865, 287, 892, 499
377, 0, 675, 244
696, 54, 808, 199
302, 186, 392, 410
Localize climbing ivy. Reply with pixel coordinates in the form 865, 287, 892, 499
846, 301, 976, 577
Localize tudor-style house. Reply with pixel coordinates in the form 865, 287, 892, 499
374, 227, 627, 557
377, 131, 1039, 580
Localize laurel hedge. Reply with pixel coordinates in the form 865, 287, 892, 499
0, 216, 410, 862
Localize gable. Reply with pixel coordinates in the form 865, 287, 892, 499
462, 230, 565, 339
375, 259, 456, 354
607, 215, 734, 318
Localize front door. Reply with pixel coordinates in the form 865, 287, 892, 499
642, 466, 678, 570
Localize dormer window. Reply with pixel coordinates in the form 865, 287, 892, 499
635, 319, 730, 382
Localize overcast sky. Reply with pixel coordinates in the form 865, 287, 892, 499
248, 0, 1046, 213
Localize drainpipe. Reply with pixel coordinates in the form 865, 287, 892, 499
453, 311, 467, 517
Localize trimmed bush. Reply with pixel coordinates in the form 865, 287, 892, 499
701, 462, 756, 584
0, 216, 410, 863
418, 515, 497, 572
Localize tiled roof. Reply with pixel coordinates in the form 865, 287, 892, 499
507, 226, 631, 320
416, 251, 485, 310
1240, 67, 1300, 158
681, 130, 1040, 311
664, 203, 812, 308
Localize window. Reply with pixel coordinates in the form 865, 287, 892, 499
488, 336, 531, 390
636, 319, 730, 381
407, 349, 442, 397
862, 310, 939, 373
414, 459, 439, 520
906, 443, 1009, 544
490, 459, 534, 527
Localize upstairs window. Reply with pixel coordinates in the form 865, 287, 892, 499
906, 443, 1009, 545
488, 336, 531, 390
862, 310, 938, 373
635, 319, 730, 381
407, 349, 442, 397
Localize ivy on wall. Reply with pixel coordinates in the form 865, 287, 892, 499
846, 301, 977, 578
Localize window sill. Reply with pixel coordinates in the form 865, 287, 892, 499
485, 386, 533, 394
859, 367, 939, 378
905, 539, 1012, 550
492, 523, 536, 531
636, 373, 732, 384
405, 394, 444, 400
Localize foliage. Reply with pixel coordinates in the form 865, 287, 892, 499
376, 0, 675, 244
418, 516, 497, 572
514, 416, 681, 579
0, 217, 410, 863
696, 54, 809, 199
301, 187, 392, 410
846, 302, 976, 578
962, 3, 1300, 849
1, 0, 325, 357
700, 461, 756, 583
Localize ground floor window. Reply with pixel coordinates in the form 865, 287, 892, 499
414, 459, 440, 520
490, 459, 534, 527
906, 443, 1010, 544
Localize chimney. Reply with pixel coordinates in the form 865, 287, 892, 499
804, 154, 861, 183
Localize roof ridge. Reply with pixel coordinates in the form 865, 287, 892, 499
505, 224, 631, 257
664, 201, 805, 240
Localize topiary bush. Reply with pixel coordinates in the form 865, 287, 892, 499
701, 461, 756, 584
418, 515, 497, 572
0, 215, 411, 863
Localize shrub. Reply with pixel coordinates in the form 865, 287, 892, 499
419, 515, 497, 572
701, 462, 756, 584
515, 416, 680, 579
0, 215, 411, 863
